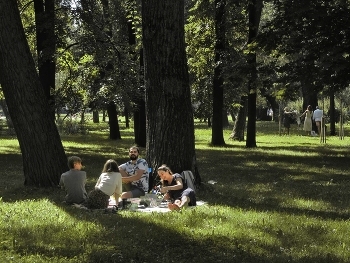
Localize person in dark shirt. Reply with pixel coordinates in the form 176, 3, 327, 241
157, 164, 196, 211
59, 156, 87, 205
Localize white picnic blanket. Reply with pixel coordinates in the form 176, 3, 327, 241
108, 197, 206, 213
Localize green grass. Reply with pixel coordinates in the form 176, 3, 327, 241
1, 120, 350, 262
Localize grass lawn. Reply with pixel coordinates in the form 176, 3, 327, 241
1, 119, 350, 262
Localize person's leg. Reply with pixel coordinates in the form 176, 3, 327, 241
120, 191, 133, 199
168, 196, 190, 211
120, 187, 145, 199
316, 121, 321, 135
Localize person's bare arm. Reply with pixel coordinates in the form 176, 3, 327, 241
161, 178, 184, 193
122, 169, 144, 183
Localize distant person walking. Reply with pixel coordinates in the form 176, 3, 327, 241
313, 106, 323, 136
300, 105, 313, 136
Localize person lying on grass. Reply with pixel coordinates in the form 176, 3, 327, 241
157, 164, 196, 211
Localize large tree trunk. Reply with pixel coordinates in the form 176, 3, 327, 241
143, 0, 200, 188
0, 0, 67, 187
211, 0, 226, 146
33, 0, 56, 119
246, 0, 263, 148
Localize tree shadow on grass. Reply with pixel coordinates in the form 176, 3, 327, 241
195, 145, 350, 221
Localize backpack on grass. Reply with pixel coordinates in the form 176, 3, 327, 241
181, 170, 196, 193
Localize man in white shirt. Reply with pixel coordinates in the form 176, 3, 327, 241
313, 106, 323, 135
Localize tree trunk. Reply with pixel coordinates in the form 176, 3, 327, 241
211, 0, 226, 146
93, 110, 99, 123
230, 96, 247, 141
142, 0, 200, 187
107, 101, 121, 140
329, 91, 336, 136
245, 0, 263, 148
124, 106, 130, 128
301, 84, 318, 110
246, 92, 257, 147
33, 0, 56, 119
134, 99, 146, 147
222, 109, 229, 127
0, 0, 67, 187
128, 13, 146, 146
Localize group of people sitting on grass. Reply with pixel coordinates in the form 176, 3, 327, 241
59, 146, 196, 211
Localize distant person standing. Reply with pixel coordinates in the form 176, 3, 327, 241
59, 156, 88, 205
283, 107, 293, 135
300, 105, 313, 136
313, 106, 323, 136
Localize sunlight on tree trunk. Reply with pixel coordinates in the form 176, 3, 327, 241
142, 0, 200, 188
0, 0, 67, 187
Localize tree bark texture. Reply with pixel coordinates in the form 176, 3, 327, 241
329, 91, 336, 136
0, 0, 67, 187
33, 0, 56, 118
107, 101, 121, 140
246, 0, 263, 148
211, 0, 226, 146
133, 99, 146, 147
142, 0, 200, 187
230, 96, 247, 141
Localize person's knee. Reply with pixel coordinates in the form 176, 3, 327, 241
121, 191, 132, 199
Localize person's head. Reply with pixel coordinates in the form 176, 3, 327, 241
157, 164, 173, 182
307, 105, 312, 111
284, 107, 289, 112
316, 106, 319, 110
102, 159, 119, 173
129, 146, 140, 161
68, 156, 82, 170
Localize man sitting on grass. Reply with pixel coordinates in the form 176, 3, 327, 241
59, 156, 88, 205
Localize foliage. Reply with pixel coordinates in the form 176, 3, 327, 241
2, 120, 350, 262
186, 0, 250, 120
258, 0, 350, 98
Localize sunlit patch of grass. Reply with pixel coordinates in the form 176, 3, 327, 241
2, 121, 350, 262
282, 197, 333, 211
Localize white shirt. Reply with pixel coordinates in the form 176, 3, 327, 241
95, 172, 122, 196
313, 109, 323, 122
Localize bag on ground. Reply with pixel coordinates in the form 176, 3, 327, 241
181, 170, 196, 193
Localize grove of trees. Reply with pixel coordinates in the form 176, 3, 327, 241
0, 0, 349, 187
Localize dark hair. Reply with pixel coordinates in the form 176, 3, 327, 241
68, 156, 82, 169
129, 146, 139, 153
157, 164, 173, 175
102, 159, 119, 173
307, 105, 313, 111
